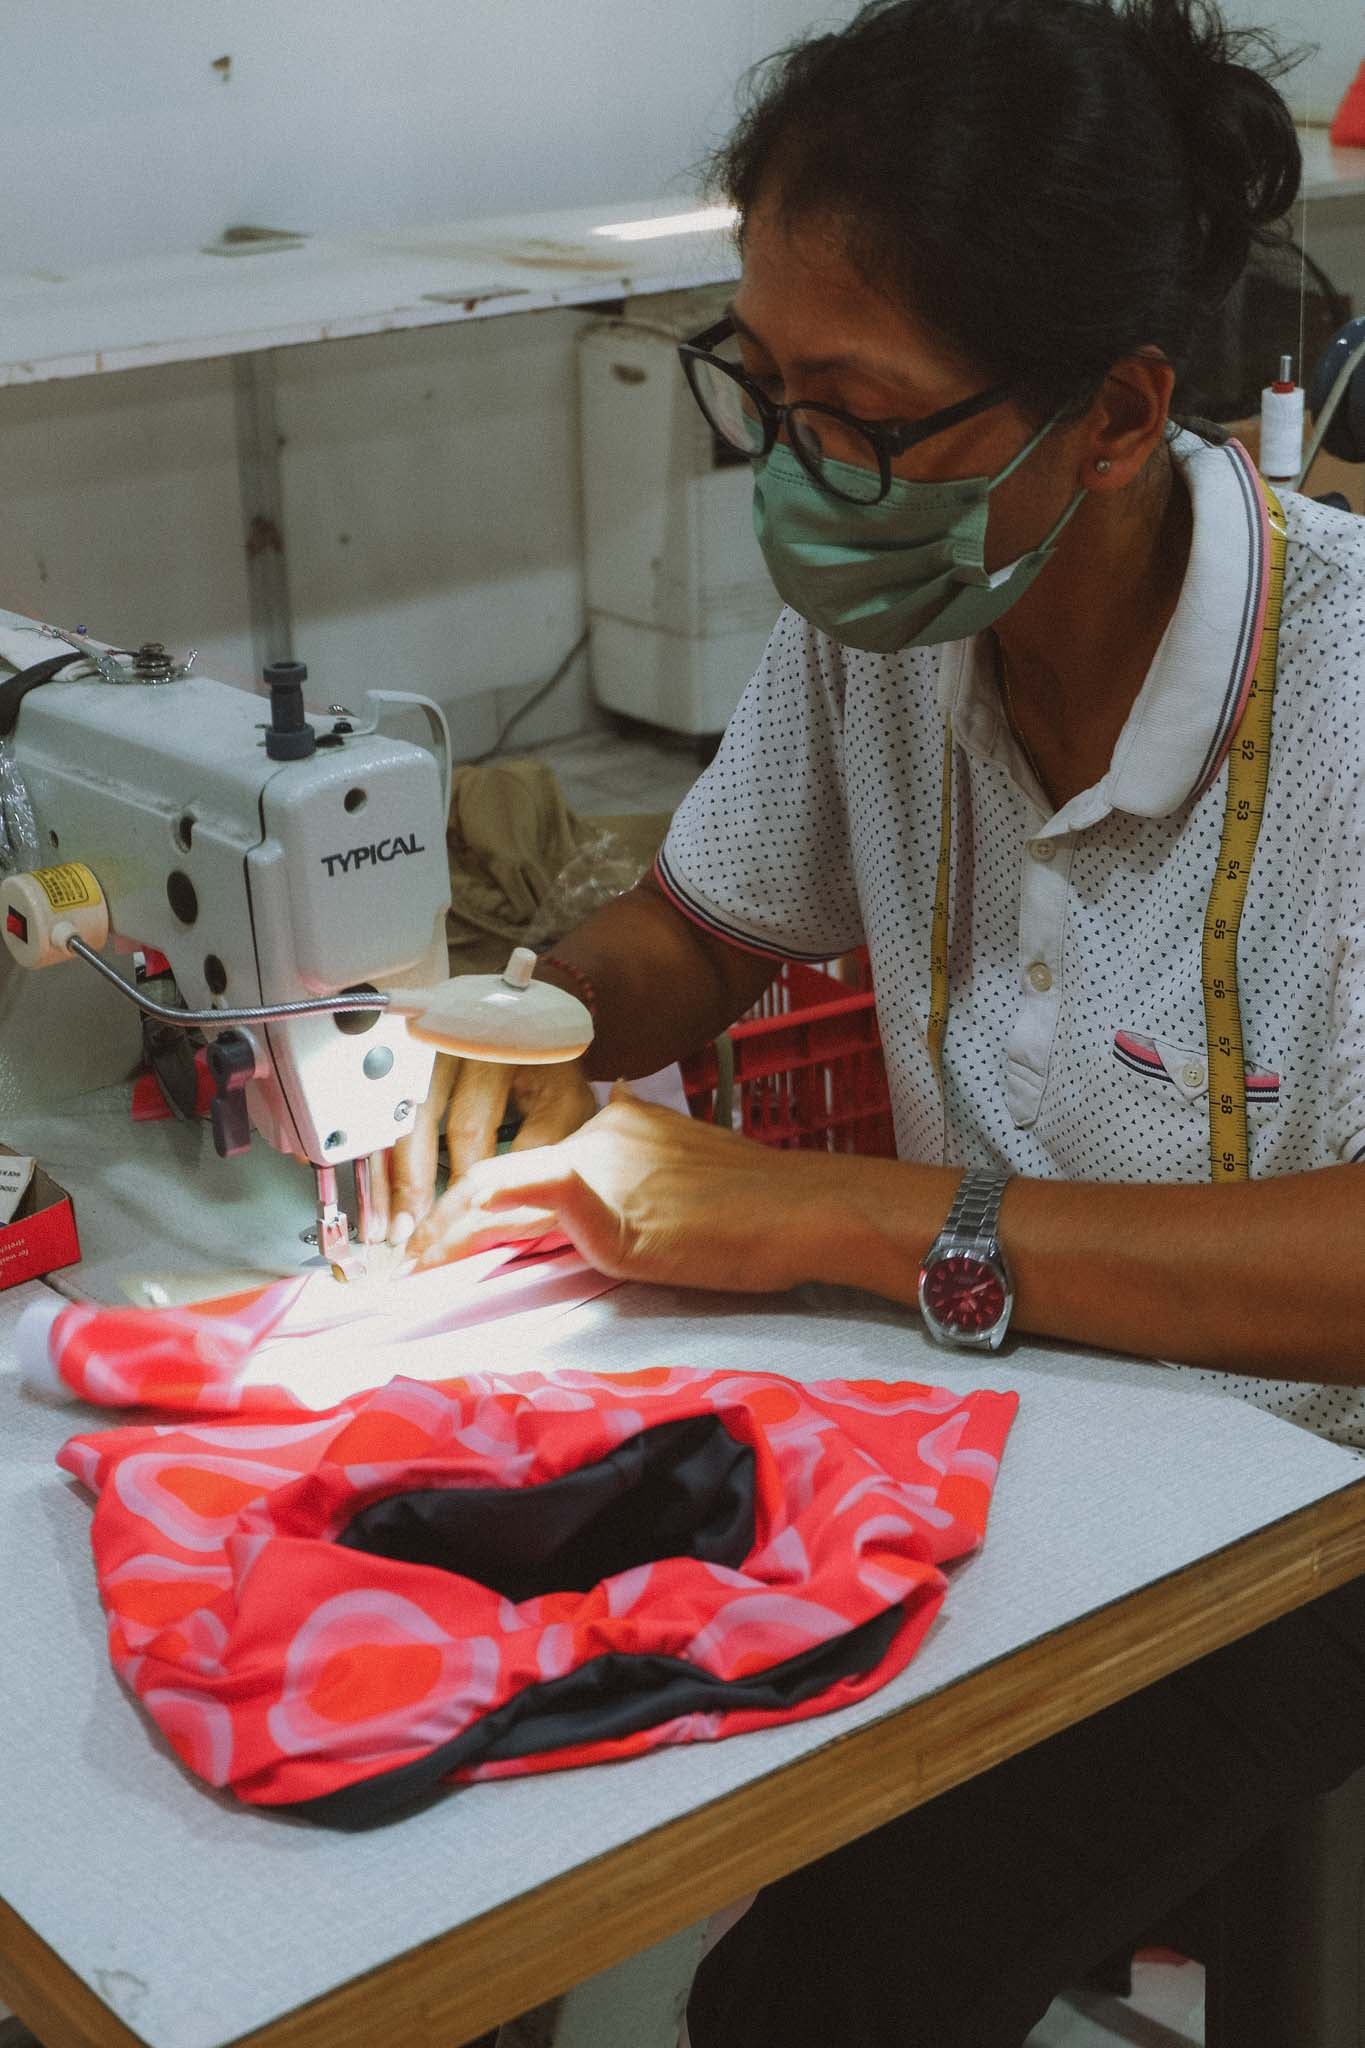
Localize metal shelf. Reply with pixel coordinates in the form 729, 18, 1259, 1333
0, 201, 740, 387
1, 129, 1358, 390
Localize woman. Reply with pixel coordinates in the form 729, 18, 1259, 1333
395, 0, 1365, 2037
401, 0, 1365, 1399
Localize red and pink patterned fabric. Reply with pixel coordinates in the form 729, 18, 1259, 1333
40, 1280, 1016, 1826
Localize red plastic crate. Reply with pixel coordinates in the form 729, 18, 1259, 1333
680, 953, 896, 1156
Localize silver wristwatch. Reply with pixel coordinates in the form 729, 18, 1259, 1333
917, 1169, 1014, 1352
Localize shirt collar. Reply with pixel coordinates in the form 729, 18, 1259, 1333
937, 431, 1269, 825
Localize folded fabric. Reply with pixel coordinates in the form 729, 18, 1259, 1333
56, 1364, 1017, 1826
19, 1235, 616, 1416
443, 756, 669, 973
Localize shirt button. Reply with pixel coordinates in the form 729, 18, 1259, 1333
1029, 840, 1057, 863
1027, 962, 1053, 993
1182, 1061, 1206, 1089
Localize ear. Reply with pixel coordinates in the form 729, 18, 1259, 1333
1080, 350, 1176, 492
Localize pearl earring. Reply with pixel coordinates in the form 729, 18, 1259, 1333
1094, 458, 1112, 475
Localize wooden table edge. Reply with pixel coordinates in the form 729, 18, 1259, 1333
4, 1474, 1364, 2048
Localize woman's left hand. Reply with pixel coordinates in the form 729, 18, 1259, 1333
402, 1084, 839, 1293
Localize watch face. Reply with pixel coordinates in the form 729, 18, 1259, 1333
921, 1253, 1006, 1335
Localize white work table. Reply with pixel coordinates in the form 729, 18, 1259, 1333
2, 1265, 1364, 2048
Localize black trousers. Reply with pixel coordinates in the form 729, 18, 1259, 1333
686, 1574, 1365, 2048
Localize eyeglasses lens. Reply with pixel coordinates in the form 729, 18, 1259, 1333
688, 358, 769, 456
788, 409, 885, 503
685, 346, 889, 503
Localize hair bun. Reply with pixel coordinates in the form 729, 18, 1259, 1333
1123, 0, 1302, 299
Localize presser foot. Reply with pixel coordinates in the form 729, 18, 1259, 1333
315, 1165, 366, 1282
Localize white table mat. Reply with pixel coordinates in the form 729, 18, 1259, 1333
2, 1275, 1361, 2048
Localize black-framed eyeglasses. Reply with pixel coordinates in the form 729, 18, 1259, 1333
677, 316, 1013, 506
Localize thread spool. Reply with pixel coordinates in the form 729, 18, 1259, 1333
14, 1293, 75, 1400
1260, 353, 1305, 485
0, 861, 110, 969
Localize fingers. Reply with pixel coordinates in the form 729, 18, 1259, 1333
509, 1062, 598, 1152
443, 1059, 516, 1182
361, 1152, 391, 1244
406, 1145, 570, 1267
410, 1151, 620, 1276
480, 1167, 625, 1275
387, 1056, 458, 1244
406, 1193, 563, 1272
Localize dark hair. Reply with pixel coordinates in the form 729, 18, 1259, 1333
710, 0, 1304, 420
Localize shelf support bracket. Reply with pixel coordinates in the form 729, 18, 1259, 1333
232, 350, 294, 676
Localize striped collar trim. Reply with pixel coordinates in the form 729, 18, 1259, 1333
1187, 439, 1270, 802
938, 432, 1271, 821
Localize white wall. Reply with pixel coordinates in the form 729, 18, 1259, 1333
0, 2, 848, 747
0, 0, 1348, 274
1224, 0, 1362, 123
273, 312, 597, 752
0, 0, 843, 272
1, 0, 1358, 754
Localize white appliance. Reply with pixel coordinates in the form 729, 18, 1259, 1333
578, 290, 779, 739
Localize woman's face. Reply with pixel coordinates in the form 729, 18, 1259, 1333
731, 198, 1091, 571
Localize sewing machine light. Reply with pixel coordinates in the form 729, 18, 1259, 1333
4, 875, 592, 1068
386, 948, 593, 1063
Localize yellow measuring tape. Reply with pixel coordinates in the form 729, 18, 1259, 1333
928, 476, 1287, 1184
1204, 479, 1287, 1180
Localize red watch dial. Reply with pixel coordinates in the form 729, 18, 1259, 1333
922, 1253, 1006, 1334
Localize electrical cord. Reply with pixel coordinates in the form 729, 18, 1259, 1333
63, 935, 389, 1027
0, 650, 91, 738
469, 630, 590, 765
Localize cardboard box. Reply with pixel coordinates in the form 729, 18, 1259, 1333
0, 1144, 80, 1291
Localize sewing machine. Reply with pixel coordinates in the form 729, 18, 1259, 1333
0, 611, 592, 1275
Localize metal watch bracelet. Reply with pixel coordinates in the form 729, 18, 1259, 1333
939, 1168, 1010, 1247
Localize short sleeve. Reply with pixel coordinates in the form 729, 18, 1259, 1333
656, 608, 863, 961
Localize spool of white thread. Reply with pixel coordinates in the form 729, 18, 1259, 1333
0, 860, 109, 969
1260, 353, 1305, 484
14, 1293, 75, 1400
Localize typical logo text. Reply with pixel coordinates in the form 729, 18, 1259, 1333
320, 833, 426, 878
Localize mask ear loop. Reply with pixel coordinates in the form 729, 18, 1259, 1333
983, 405, 1089, 553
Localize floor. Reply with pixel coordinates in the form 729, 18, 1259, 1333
1026, 1956, 1204, 2047
530, 723, 708, 818
3, 1962, 1204, 2048
0, 1969, 1207, 2048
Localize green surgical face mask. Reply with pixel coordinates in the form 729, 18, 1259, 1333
752, 411, 1084, 654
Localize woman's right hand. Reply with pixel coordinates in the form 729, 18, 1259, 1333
362, 1055, 598, 1246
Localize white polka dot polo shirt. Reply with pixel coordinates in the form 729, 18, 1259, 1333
659, 429, 1365, 1448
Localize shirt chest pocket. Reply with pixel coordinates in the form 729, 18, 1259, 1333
1112, 1029, 1281, 1110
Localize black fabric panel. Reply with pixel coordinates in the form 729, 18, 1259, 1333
294, 1604, 902, 1829
337, 1414, 755, 1602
